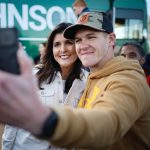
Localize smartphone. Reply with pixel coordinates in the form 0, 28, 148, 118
0, 27, 20, 74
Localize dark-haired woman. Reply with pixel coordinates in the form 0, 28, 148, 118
2, 23, 88, 150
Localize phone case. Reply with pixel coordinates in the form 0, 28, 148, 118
0, 28, 20, 74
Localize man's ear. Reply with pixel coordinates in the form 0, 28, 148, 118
140, 57, 145, 65
109, 33, 116, 47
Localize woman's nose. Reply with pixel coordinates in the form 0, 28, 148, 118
60, 44, 66, 53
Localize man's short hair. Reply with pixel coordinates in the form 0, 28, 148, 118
119, 42, 145, 57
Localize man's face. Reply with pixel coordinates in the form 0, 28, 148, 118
75, 28, 115, 71
120, 45, 144, 65
73, 6, 83, 17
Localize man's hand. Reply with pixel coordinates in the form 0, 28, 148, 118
0, 48, 52, 135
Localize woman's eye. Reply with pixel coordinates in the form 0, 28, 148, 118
53, 43, 60, 47
75, 39, 80, 43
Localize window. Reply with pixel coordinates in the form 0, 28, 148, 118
115, 18, 143, 39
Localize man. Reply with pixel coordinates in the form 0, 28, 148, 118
72, 0, 90, 17
119, 42, 145, 65
119, 42, 150, 86
0, 12, 150, 150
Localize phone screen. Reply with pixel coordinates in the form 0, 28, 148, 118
0, 28, 20, 74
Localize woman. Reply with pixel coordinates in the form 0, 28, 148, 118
2, 23, 88, 150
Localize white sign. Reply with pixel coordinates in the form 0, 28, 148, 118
0, 3, 77, 31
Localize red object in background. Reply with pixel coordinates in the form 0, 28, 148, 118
143, 53, 150, 87
146, 75, 150, 87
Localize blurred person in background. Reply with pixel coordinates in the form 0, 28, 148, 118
33, 42, 47, 65
38, 42, 47, 63
118, 42, 150, 86
72, 0, 89, 17
2, 22, 88, 150
119, 42, 145, 66
33, 55, 40, 65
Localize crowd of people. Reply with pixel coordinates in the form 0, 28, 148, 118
0, 0, 150, 150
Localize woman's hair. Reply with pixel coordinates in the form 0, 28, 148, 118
36, 22, 82, 93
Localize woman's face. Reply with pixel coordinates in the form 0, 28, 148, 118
53, 33, 78, 70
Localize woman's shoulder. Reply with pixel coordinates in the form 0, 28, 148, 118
34, 64, 43, 69
33, 64, 43, 74
81, 68, 89, 80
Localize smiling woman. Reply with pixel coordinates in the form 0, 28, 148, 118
53, 33, 78, 79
